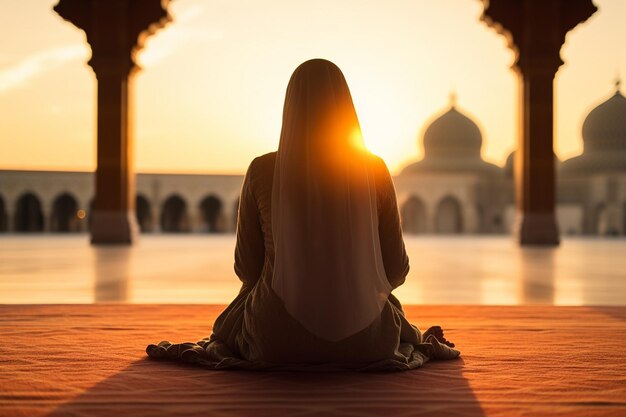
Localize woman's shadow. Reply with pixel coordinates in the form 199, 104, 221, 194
47, 357, 484, 417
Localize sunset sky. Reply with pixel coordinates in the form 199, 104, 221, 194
0, 0, 624, 174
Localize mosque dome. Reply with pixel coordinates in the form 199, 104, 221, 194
422, 105, 483, 159
581, 83, 626, 153
561, 80, 626, 175
401, 95, 500, 176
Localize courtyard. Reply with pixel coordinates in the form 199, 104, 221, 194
1, 235, 624, 306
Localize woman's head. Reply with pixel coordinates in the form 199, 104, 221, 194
279, 59, 365, 158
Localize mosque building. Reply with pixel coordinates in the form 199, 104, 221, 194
1, 82, 625, 236
394, 93, 508, 235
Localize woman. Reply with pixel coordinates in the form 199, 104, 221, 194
147, 59, 460, 370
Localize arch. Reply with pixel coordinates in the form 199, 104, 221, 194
435, 196, 463, 234
400, 196, 427, 234
51, 193, 81, 232
0, 195, 7, 232
136, 194, 152, 232
492, 214, 503, 231
592, 203, 607, 235
199, 195, 223, 233
161, 195, 189, 233
14, 192, 44, 232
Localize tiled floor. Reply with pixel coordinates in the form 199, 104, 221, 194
1, 235, 625, 305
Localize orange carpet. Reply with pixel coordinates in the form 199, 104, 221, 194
1, 305, 625, 417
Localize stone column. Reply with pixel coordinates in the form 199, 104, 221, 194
42, 202, 53, 233
150, 178, 161, 233
424, 202, 436, 234
54, 0, 171, 244
463, 204, 479, 234
480, 0, 596, 246
5, 206, 14, 233
152, 203, 162, 233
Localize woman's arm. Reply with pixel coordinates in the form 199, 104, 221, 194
374, 157, 410, 289
233, 159, 265, 287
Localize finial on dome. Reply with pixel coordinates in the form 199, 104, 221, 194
449, 89, 457, 108
615, 74, 622, 94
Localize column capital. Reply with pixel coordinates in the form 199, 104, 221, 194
480, 0, 597, 76
54, 0, 172, 75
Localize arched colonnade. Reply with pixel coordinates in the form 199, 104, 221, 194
0, 192, 239, 234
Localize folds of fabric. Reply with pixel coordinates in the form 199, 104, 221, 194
271, 59, 392, 341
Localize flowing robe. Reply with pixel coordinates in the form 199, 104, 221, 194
148, 152, 458, 370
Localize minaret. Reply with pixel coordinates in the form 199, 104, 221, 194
449, 89, 458, 108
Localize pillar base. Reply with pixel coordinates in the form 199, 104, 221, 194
513, 212, 560, 246
90, 210, 139, 245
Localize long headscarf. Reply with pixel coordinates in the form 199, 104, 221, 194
271, 59, 392, 342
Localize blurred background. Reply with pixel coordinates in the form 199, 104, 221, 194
0, 0, 624, 305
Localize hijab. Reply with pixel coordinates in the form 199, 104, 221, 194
271, 59, 391, 342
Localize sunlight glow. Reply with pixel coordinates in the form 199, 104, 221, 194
0, 0, 624, 173
350, 127, 367, 151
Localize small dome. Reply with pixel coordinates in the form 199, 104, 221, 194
582, 83, 626, 153
422, 106, 483, 159
562, 80, 626, 175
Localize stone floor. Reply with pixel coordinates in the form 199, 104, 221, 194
0, 235, 625, 305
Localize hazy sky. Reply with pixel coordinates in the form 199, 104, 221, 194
0, 0, 624, 174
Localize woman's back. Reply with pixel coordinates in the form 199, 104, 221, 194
213, 150, 415, 365
235, 151, 409, 288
